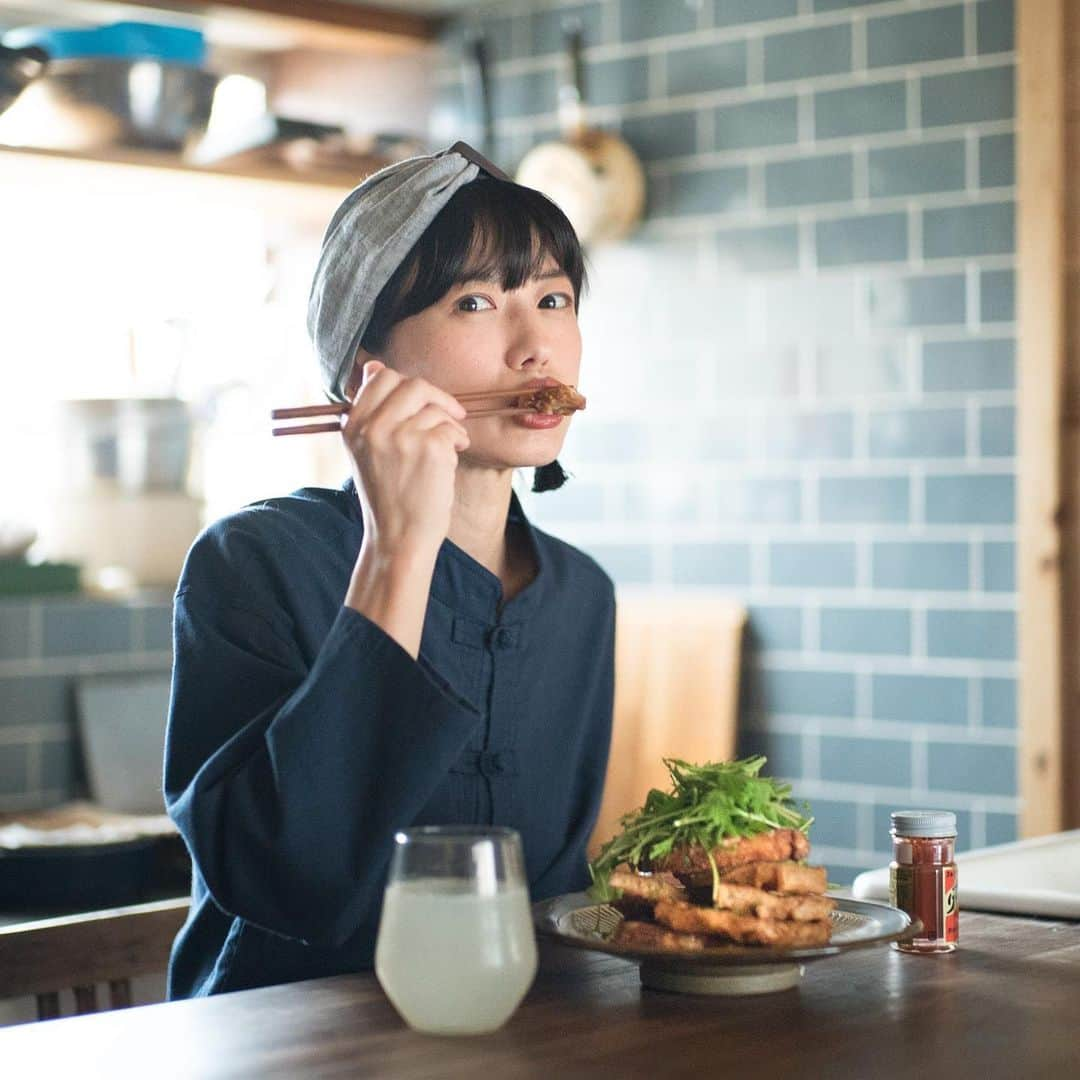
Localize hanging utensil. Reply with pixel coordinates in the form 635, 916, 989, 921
466, 31, 496, 158
515, 23, 645, 245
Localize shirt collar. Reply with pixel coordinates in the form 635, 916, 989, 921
340, 477, 545, 623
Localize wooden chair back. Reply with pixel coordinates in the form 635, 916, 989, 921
589, 590, 746, 859
0, 898, 189, 1021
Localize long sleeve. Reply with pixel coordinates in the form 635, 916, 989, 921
164, 541, 482, 950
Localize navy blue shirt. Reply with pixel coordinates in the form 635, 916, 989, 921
164, 478, 615, 999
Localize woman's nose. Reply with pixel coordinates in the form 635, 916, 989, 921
504, 312, 553, 370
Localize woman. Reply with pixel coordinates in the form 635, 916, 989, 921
164, 143, 615, 999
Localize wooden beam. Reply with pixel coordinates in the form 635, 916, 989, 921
1017, 0, 1068, 836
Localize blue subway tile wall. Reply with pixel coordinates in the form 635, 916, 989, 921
444, 0, 1018, 878
0, 597, 173, 810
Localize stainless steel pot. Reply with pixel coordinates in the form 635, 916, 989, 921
0, 57, 219, 151
0, 42, 47, 114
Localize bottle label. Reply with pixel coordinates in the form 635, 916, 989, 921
889, 865, 910, 913
943, 864, 959, 943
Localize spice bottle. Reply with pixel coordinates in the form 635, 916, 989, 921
889, 810, 958, 954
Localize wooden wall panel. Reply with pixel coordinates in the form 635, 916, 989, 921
1018, 0, 1068, 836
1064, 0, 1080, 827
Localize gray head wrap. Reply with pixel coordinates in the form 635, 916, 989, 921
307, 146, 491, 403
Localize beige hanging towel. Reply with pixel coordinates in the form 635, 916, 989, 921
588, 589, 747, 860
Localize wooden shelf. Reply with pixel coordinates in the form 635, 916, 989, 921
0, 138, 376, 192
2, 0, 439, 55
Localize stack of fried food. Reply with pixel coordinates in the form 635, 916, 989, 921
610, 827, 835, 952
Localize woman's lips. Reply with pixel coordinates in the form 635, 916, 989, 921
514, 411, 565, 429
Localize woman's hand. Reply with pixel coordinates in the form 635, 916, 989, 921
342, 359, 470, 558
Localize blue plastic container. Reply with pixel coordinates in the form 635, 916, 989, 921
2, 20, 205, 66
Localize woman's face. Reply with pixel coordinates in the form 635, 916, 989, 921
360, 256, 582, 471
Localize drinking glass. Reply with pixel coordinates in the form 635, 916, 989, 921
374, 826, 538, 1035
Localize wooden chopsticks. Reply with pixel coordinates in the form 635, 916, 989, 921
271, 387, 535, 437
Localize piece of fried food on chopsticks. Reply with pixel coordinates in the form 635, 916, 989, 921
654, 900, 833, 948
718, 860, 828, 894
516, 384, 586, 415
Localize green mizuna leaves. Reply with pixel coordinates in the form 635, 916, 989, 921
586, 756, 814, 903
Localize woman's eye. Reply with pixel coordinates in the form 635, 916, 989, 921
457, 295, 494, 312
539, 292, 572, 309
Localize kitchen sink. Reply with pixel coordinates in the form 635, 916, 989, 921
852, 829, 1080, 919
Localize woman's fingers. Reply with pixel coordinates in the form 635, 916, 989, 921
345, 360, 397, 419
345, 362, 466, 434
398, 405, 471, 452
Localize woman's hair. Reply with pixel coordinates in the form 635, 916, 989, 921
361, 176, 587, 492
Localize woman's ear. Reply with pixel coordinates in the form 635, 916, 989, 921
344, 347, 377, 400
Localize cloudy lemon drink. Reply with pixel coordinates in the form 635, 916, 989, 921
375, 827, 538, 1035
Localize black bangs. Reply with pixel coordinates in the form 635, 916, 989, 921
361, 176, 587, 354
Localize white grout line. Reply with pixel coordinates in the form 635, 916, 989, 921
965, 127, 979, 191
966, 397, 980, 462
963, 0, 977, 58
969, 536, 983, 592
907, 202, 923, 268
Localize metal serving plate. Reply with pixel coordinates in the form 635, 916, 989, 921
533, 892, 917, 995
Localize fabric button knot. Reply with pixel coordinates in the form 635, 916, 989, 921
488, 626, 519, 650
479, 751, 505, 777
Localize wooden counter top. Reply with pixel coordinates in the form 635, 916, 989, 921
1, 910, 1078, 1078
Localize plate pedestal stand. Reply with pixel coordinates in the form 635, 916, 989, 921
639, 960, 804, 995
